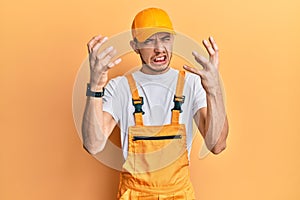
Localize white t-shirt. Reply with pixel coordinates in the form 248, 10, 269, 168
102, 68, 207, 159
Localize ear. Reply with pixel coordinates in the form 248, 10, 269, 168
130, 40, 139, 54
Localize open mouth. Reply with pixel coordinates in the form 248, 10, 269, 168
152, 55, 167, 65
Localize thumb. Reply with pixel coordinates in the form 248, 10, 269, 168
183, 65, 204, 77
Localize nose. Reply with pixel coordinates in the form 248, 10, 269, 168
153, 39, 165, 53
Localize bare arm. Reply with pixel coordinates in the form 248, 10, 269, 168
81, 35, 122, 155
194, 100, 229, 154
184, 36, 229, 155
82, 97, 117, 155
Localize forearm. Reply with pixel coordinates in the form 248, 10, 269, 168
204, 87, 228, 154
184, 36, 228, 154
82, 35, 121, 155
81, 97, 107, 155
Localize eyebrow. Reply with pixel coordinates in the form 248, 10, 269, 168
160, 35, 171, 40
145, 38, 155, 42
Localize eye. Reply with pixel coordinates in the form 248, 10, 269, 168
162, 36, 171, 42
143, 39, 154, 45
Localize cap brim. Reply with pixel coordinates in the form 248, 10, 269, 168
134, 27, 176, 42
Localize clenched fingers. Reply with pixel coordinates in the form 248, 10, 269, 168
98, 47, 118, 67
203, 39, 215, 58
95, 46, 122, 70
183, 65, 204, 77
192, 51, 210, 70
87, 35, 108, 54
209, 36, 219, 53
203, 36, 219, 67
208, 36, 219, 66
97, 46, 115, 60
107, 58, 122, 68
87, 35, 102, 49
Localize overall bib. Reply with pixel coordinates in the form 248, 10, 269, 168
117, 71, 196, 200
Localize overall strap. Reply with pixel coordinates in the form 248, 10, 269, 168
171, 71, 186, 124
126, 74, 144, 126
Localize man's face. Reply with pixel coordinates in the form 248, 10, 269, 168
134, 32, 174, 73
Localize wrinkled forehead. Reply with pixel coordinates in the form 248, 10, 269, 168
147, 32, 173, 39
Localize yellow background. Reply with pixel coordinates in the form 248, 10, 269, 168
1, 0, 300, 199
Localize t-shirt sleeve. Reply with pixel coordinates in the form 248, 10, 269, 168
102, 77, 122, 123
192, 75, 207, 116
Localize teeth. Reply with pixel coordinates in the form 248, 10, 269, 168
154, 56, 165, 62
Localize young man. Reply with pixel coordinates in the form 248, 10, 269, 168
82, 7, 229, 199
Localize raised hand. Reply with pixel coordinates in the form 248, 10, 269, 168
183, 36, 220, 95
87, 35, 122, 91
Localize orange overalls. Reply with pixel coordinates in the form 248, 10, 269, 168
117, 71, 196, 200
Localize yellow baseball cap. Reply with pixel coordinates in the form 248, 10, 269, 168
131, 8, 175, 42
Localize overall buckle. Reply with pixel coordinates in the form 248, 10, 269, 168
132, 97, 145, 115
171, 95, 185, 113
